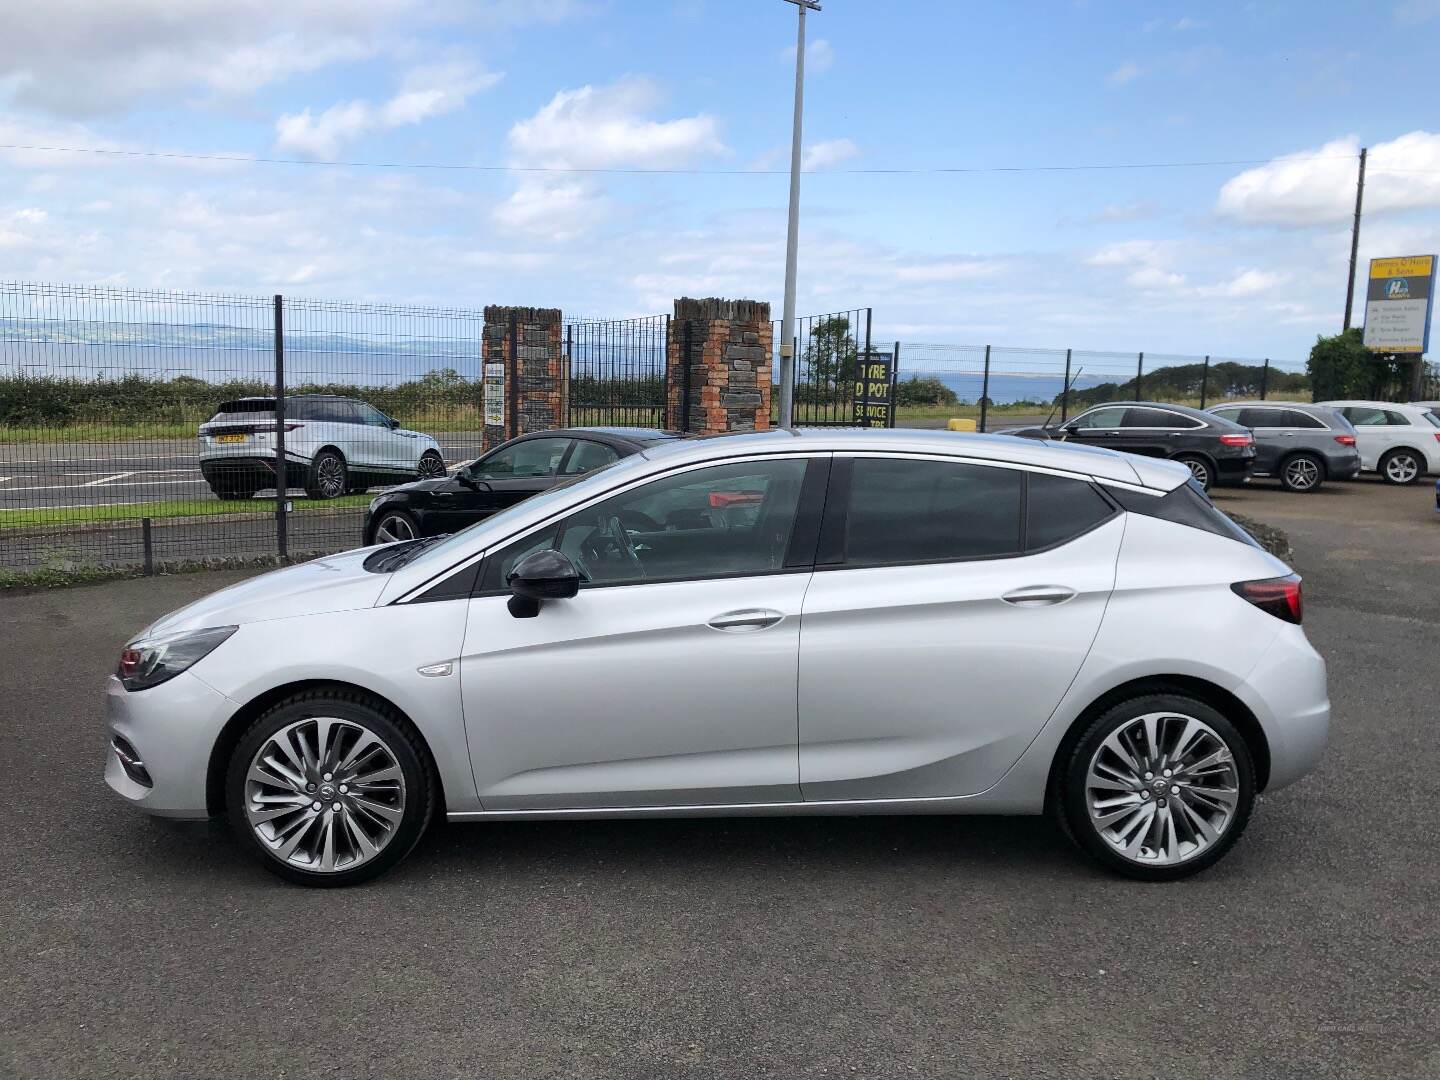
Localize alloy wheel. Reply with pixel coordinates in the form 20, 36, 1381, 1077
1183, 458, 1211, 488
1384, 453, 1419, 484
375, 512, 417, 544
316, 454, 346, 498
1284, 457, 1320, 490
418, 453, 447, 480
1085, 711, 1240, 867
243, 717, 407, 874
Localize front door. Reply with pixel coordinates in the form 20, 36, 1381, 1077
1062, 405, 1127, 449
460, 454, 823, 809
798, 457, 1122, 801
433, 436, 572, 532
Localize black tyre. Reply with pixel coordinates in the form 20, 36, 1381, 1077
1279, 453, 1324, 493
1055, 693, 1255, 881
305, 449, 347, 499
1173, 454, 1213, 491
225, 688, 435, 887
1379, 448, 1424, 485
417, 450, 446, 480
370, 507, 420, 545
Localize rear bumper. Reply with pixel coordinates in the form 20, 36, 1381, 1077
199, 453, 308, 489
1233, 626, 1330, 791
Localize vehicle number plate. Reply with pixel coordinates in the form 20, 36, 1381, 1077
215, 434, 248, 444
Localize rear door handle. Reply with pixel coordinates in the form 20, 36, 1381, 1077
1001, 586, 1076, 607
707, 608, 784, 632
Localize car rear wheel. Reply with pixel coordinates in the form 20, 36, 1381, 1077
1057, 694, 1255, 881
1280, 453, 1324, 493
1379, 448, 1423, 485
1174, 454, 1213, 490
225, 689, 435, 887
305, 449, 347, 499
372, 508, 419, 544
417, 450, 446, 480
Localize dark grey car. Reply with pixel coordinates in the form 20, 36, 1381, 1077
1207, 402, 1360, 493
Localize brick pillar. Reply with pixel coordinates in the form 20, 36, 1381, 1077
482, 305, 563, 450
666, 297, 772, 435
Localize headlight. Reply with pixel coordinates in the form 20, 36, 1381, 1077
117, 625, 238, 691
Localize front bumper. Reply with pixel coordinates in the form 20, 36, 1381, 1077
104, 672, 236, 819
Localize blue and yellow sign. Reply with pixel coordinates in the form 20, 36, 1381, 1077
1363, 255, 1435, 354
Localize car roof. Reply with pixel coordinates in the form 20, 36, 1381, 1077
510, 427, 676, 448
1317, 399, 1429, 410
572, 426, 680, 441
637, 427, 1187, 488
1212, 400, 1332, 411
1076, 400, 1215, 419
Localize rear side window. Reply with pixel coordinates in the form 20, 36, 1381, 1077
1123, 407, 1198, 428
1423, 411, 1440, 428
843, 459, 1022, 565
1108, 481, 1259, 548
563, 440, 621, 474
1026, 473, 1118, 551
1283, 409, 1325, 429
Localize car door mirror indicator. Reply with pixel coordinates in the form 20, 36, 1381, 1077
506, 549, 581, 618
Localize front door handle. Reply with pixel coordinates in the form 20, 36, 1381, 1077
707, 608, 784, 632
1001, 586, 1076, 607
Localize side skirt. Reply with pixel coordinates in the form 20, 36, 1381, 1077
447, 791, 1043, 822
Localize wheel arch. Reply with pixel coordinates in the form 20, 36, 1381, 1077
311, 443, 346, 464
1042, 674, 1272, 814
1169, 448, 1217, 473
206, 678, 446, 817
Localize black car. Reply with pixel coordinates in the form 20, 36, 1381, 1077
1002, 401, 1255, 489
362, 427, 679, 545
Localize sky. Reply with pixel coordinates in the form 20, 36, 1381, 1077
2, 0, 1439, 362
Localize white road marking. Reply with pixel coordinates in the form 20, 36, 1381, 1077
83, 471, 136, 487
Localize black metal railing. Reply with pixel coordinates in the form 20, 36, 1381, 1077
563, 315, 669, 430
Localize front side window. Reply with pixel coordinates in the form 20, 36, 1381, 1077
471, 437, 572, 480
486, 458, 809, 589
843, 458, 1022, 566
355, 402, 392, 427
563, 440, 621, 475
1070, 406, 1127, 430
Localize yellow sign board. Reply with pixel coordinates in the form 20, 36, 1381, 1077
1369, 255, 1434, 279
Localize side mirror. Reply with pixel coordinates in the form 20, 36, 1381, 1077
456, 472, 490, 492
506, 549, 580, 618
389, 418, 401, 429
1062, 423, 1080, 436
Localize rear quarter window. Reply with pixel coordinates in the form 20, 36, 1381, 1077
1025, 473, 1117, 551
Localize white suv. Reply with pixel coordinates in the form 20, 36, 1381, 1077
1315, 400, 1440, 484
198, 395, 446, 500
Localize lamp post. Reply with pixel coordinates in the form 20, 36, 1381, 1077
778, 0, 820, 429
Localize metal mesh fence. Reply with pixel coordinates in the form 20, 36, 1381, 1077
0, 282, 490, 575
562, 315, 669, 430
774, 308, 873, 426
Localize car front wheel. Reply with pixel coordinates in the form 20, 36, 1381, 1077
225, 689, 435, 887
417, 450, 446, 480
371, 508, 420, 544
1057, 694, 1255, 881
1379, 448, 1423, 485
305, 449, 348, 499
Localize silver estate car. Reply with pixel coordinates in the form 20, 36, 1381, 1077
198, 394, 446, 500
106, 429, 1329, 886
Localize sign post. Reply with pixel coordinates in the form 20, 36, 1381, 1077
1362, 255, 1436, 355
483, 362, 506, 428
851, 349, 895, 428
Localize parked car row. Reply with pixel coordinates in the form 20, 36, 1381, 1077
1002, 398, 1440, 494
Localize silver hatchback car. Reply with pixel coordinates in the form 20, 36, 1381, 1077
107, 430, 1328, 886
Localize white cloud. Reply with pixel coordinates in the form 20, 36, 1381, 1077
1126, 266, 1186, 290
1394, 0, 1440, 24
802, 138, 860, 171
893, 259, 1003, 283
493, 179, 603, 243
1216, 131, 1440, 226
274, 63, 501, 158
1107, 61, 1143, 86
1086, 240, 1167, 267
1199, 269, 1286, 298
781, 38, 835, 74
506, 77, 726, 170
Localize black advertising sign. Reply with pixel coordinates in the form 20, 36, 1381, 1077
851, 350, 894, 427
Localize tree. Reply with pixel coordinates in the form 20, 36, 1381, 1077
1306, 328, 1401, 400
894, 376, 958, 407
800, 316, 858, 392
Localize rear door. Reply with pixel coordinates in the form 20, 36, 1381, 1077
797, 456, 1123, 801
1117, 406, 1198, 459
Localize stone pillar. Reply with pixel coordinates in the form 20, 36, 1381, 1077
666, 297, 772, 435
482, 305, 563, 450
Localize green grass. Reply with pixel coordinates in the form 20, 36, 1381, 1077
0, 494, 371, 530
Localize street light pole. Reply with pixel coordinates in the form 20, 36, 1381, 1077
779, 0, 820, 429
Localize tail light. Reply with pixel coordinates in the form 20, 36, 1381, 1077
1218, 433, 1253, 447
1433, 433, 1440, 444
1334, 434, 1356, 446
1231, 574, 1302, 624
